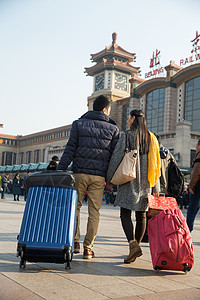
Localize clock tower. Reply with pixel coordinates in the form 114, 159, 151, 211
85, 33, 140, 110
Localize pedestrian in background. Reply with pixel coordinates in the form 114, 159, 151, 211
107, 109, 160, 264
47, 156, 59, 170
187, 140, 200, 232
1, 174, 10, 199
57, 95, 119, 259
13, 173, 22, 201
23, 171, 31, 201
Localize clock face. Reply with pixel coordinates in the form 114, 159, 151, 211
115, 73, 127, 91
95, 73, 104, 91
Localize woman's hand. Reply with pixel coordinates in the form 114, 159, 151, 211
153, 192, 159, 197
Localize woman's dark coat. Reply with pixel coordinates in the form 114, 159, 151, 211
13, 178, 22, 195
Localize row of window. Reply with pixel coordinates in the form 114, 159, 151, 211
0, 139, 17, 146
19, 130, 70, 146
185, 76, 200, 131
18, 149, 45, 164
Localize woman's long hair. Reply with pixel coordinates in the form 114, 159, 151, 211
129, 109, 150, 155
14, 173, 19, 179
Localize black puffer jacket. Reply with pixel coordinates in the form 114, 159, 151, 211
57, 111, 119, 177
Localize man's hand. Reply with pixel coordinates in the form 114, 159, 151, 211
189, 188, 194, 194
106, 183, 113, 190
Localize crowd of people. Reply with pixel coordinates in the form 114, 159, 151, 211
0, 172, 31, 201
1, 94, 200, 263
0, 156, 60, 201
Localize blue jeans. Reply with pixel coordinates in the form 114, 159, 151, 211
186, 191, 200, 232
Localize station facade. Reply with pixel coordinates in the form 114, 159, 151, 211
0, 125, 71, 166
85, 32, 200, 170
0, 32, 200, 171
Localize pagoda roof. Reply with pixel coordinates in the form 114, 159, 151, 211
85, 57, 140, 76
91, 43, 136, 63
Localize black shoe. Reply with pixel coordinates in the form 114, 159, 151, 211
141, 235, 149, 243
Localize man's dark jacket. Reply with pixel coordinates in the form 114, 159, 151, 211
57, 111, 119, 177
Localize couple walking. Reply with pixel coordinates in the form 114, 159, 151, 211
57, 95, 160, 263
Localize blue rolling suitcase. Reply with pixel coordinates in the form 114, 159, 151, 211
17, 171, 77, 269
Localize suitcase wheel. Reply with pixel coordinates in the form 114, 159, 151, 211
64, 252, 71, 262
154, 266, 163, 272
65, 261, 71, 270
183, 263, 191, 274
19, 259, 26, 268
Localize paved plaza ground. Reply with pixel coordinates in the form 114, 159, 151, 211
0, 193, 200, 300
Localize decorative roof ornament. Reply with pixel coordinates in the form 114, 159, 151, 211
85, 33, 139, 76
112, 32, 117, 48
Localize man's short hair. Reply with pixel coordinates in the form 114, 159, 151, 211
52, 155, 59, 161
93, 95, 111, 111
197, 140, 200, 146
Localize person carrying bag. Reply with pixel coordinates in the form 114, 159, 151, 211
107, 109, 160, 264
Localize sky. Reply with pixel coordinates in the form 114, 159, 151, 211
0, 0, 199, 136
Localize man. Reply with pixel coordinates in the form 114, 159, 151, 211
47, 161, 57, 170
187, 140, 200, 232
47, 155, 59, 170
1, 174, 10, 199
57, 95, 119, 259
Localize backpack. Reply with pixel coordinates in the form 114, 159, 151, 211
167, 158, 184, 196
192, 157, 200, 193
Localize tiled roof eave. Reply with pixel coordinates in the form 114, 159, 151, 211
85, 62, 139, 76
91, 46, 136, 62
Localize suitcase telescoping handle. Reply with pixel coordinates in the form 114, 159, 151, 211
159, 193, 165, 197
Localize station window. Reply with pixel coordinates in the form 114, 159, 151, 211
146, 88, 165, 134
185, 76, 200, 132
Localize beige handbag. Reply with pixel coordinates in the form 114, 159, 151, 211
111, 132, 137, 185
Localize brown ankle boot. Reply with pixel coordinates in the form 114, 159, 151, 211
124, 240, 143, 264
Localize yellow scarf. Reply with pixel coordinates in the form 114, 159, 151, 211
148, 131, 161, 187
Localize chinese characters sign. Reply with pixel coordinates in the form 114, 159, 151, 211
145, 49, 164, 78
150, 49, 160, 68
180, 30, 200, 66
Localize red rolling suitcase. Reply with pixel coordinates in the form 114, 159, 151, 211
17, 171, 77, 269
148, 208, 194, 273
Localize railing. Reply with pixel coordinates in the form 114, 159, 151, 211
0, 162, 49, 173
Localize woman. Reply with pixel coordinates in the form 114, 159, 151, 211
13, 173, 22, 201
107, 109, 160, 263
